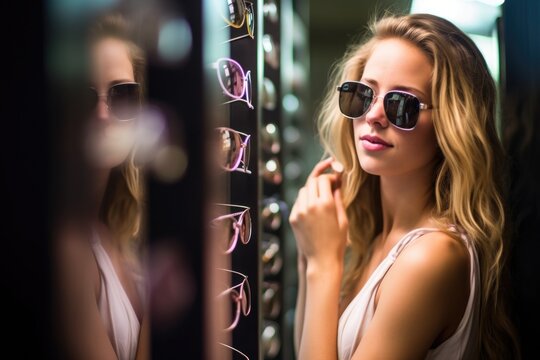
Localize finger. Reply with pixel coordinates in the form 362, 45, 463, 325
333, 188, 348, 229
291, 186, 307, 215
331, 160, 344, 173
317, 175, 333, 202
307, 177, 319, 205
319, 173, 342, 192
307, 157, 334, 180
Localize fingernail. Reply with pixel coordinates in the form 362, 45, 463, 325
331, 161, 344, 173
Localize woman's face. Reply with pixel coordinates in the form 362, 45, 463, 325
352, 38, 438, 177
86, 37, 137, 169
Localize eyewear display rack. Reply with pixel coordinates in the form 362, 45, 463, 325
280, 0, 310, 359
147, 0, 297, 359
260, 0, 286, 359
145, 0, 262, 359
220, 0, 262, 359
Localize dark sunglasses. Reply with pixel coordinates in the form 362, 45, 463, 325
220, 0, 255, 43
89, 82, 141, 121
337, 81, 433, 130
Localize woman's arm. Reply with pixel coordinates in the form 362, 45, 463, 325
298, 260, 343, 360
290, 158, 348, 360
56, 229, 119, 360
294, 253, 306, 355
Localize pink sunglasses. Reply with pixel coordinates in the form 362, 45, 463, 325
216, 127, 251, 174
214, 57, 253, 109
217, 268, 251, 331
211, 203, 252, 254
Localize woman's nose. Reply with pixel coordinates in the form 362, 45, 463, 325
364, 96, 389, 129
95, 97, 111, 122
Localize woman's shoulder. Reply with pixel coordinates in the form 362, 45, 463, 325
369, 229, 471, 344
378, 229, 470, 319
55, 224, 101, 296
392, 229, 470, 286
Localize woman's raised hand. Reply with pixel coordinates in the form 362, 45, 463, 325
289, 158, 348, 270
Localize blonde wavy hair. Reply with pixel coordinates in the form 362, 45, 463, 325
91, 14, 146, 252
317, 13, 520, 359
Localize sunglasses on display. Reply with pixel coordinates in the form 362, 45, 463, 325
263, 0, 278, 23
262, 77, 277, 111
262, 233, 283, 276
262, 281, 281, 319
261, 197, 287, 231
217, 268, 252, 331
261, 157, 282, 185
214, 58, 254, 109
262, 34, 279, 69
337, 81, 434, 130
89, 82, 141, 121
220, 0, 255, 43
216, 127, 252, 174
212, 203, 252, 254
261, 122, 280, 154
262, 321, 281, 358
218, 342, 250, 360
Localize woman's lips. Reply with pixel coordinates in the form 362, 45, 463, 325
360, 135, 393, 151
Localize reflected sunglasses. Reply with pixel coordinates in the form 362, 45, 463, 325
337, 81, 433, 130
89, 82, 141, 121
214, 58, 253, 109
216, 127, 251, 174
217, 268, 251, 331
212, 204, 252, 254
220, 0, 255, 43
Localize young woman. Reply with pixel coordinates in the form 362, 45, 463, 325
290, 14, 519, 360
57, 14, 148, 360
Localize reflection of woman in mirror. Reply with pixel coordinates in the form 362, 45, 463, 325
290, 14, 519, 360
58, 14, 148, 360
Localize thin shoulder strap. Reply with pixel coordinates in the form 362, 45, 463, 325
389, 227, 443, 261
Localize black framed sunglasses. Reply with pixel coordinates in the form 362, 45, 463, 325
89, 82, 141, 121
337, 81, 433, 130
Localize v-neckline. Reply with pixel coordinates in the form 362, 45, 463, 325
92, 229, 141, 326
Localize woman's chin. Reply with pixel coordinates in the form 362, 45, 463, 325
358, 158, 386, 176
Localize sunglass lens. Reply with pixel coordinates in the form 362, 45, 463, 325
217, 59, 245, 98
246, 3, 255, 37
240, 210, 252, 244
384, 92, 420, 129
241, 278, 251, 315
109, 83, 141, 120
338, 82, 373, 118
243, 131, 250, 171
218, 128, 242, 171
225, 0, 246, 27
245, 72, 253, 107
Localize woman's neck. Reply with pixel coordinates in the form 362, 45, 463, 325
378, 162, 435, 242
92, 169, 111, 220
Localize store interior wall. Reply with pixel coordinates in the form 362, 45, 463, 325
502, 0, 540, 358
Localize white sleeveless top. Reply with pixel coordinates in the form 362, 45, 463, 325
338, 227, 480, 360
91, 231, 142, 360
